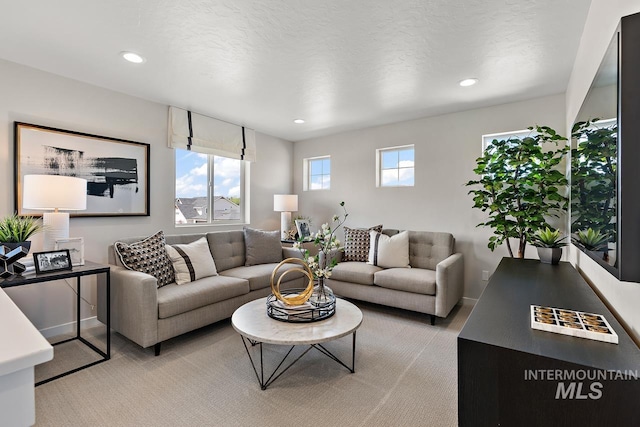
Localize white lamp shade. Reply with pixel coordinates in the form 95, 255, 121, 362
23, 175, 87, 211
273, 194, 298, 212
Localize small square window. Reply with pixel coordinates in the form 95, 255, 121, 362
377, 145, 414, 187
304, 156, 331, 191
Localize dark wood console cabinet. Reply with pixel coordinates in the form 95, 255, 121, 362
458, 258, 640, 426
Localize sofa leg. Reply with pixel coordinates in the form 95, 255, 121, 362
430, 315, 435, 326
154, 342, 162, 356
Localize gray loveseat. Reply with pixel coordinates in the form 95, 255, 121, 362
97, 230, 304, 355
326, 229, 464, 324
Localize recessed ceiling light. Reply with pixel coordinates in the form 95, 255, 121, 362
120, 51, 145, 64
459, 78, 478, 87
293, 119, 305, 124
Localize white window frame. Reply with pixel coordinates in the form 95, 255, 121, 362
376, 144, 415, 188
175, 150, 249, 226
303, 155, 331, 191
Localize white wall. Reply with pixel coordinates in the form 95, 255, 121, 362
293, 93, 566, 299
566, 0, 640, 343
0, 59, 294, 333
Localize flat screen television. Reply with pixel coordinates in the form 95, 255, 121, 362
571, 11, 640, 282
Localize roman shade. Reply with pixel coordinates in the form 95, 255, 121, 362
168, 106, 256, 161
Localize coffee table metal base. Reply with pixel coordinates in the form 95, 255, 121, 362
240, 332, 356, 390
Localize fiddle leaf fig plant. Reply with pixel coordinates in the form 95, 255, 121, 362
466, 125, 569, 258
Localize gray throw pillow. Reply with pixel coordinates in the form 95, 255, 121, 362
244, 227, 283, 266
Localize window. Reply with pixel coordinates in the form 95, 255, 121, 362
175, 149, 246, 225
482, 129, 537, 153
377, 145, 414, 187
304, 156, 331, 191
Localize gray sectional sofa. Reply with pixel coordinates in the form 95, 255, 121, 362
326, 229, 464, 324
97, 228, 463, 355
97, 230, 304, 355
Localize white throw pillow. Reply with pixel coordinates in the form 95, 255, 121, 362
368, 231, 410, 268
165, 237, 218, 285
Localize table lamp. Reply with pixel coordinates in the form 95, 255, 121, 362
22, 175, 87, 250
273, 194, 298, 239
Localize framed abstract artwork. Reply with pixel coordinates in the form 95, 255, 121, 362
14, 122, 150, 217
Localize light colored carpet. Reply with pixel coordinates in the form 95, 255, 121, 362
34, 299, 473, 426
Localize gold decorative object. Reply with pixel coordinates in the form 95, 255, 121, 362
270, 258, 314, 306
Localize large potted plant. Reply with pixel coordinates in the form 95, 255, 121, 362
466, 125, 569, 258
530, 227, 567, 265
0, 213, 43, 253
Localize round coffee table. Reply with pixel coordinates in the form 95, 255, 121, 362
232, 297, 363, 389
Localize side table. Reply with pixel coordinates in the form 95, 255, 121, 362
0, 261, 111, 386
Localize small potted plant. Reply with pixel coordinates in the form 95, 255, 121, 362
530, 227, 567, 265
573, 228, 610, 261
0, 213, 44, 253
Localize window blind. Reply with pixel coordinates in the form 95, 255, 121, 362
168, 106, 256, 161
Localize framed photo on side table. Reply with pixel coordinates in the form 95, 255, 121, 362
55, 237, 85, 266
295, 219, 311, 240
33, 250, 73, 274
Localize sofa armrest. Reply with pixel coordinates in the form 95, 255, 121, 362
435, 253, 464, 318
97, 265, 159, 348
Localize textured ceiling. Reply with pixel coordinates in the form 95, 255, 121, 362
0, 0, 591, 141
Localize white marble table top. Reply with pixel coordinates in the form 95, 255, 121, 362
0, 288, 53, 376
231, 297, 363, 345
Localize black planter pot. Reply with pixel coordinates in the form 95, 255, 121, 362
536, 247, 562, 265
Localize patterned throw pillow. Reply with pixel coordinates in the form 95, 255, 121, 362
343, 225, 383, 262
165, 237, 218, 285
115, 231, 175, 288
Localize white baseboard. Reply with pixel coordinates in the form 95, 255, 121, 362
38, 316, 102, 339
462, 296, 479, 303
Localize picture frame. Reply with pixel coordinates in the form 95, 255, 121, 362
55, 237, 85, 266
14, 122, 150, 217
295, 219, 311, 240
33, 249, 73, 274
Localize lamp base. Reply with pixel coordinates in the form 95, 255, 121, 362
43, 212, 69, 251
280, 211, 292, 240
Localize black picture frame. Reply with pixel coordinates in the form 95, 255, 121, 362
14, 122, 150, 217
33, 249, 73, 274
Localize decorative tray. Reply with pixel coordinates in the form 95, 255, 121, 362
266, 290, 336, 323
530, 305, 618, 344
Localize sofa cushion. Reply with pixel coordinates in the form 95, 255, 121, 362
157, 275, 249, 319
330, 261, 382, 285
243, 227, 283, 266
207, 231, 245, 271
408, 231, 455, 270
165, 237, 218, 285
343, 225, 383, 262
368, 230, 410, 268
115, 230, 175, 288
221, 263, 304, 291
374, 267, 436, 295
